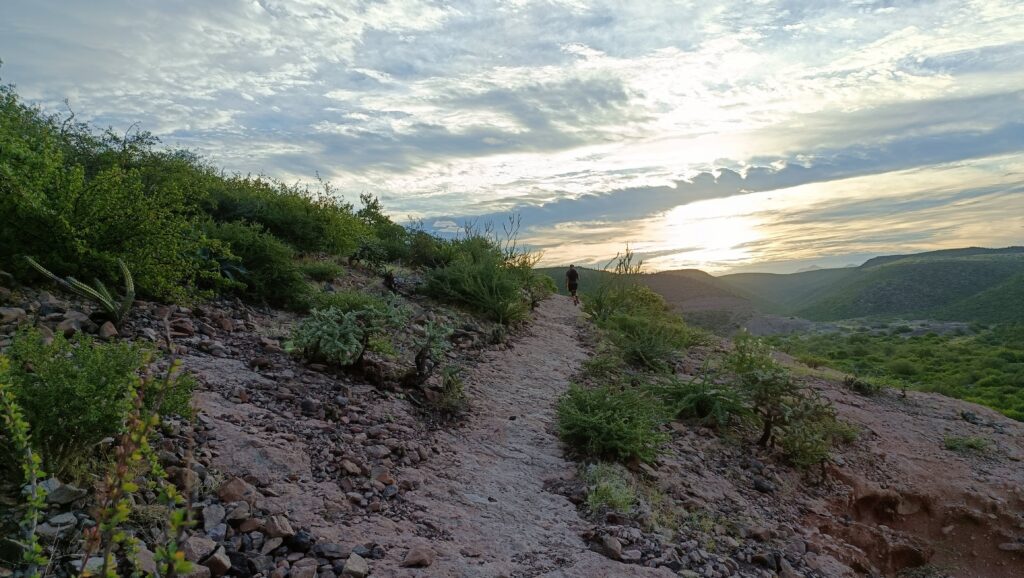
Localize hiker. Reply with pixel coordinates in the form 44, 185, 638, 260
566, 264, 580, 306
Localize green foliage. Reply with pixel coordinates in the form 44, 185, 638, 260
299, 259, 344, 282
943, 435, 992, 454
310, 289, 389, 314
648, 373, 749, 429
203, 175, 367, 256
423, 233, 539, 324
0, 84, 227, 302
775, 392, 853, 469
770, 325, 1024, 421
605, 313, 702, 371
291, 297, 408, 366
430, 366, 469, 416
0, 357, 48, 577
583, 462, 637, 513
842, 375, 885, 396
291, 308, 366, 366
25, 256, 135, 326
206, 221, 310, 309
2, 330, 147, 476
557, 384, 668, 463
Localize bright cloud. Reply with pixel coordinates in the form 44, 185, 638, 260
2, 0, 1022, 271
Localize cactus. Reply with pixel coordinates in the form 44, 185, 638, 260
25, 256, 135, 326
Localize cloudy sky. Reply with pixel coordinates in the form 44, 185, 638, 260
2, 0, 1023, 273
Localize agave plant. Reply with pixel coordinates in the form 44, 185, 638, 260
25, 256, 135, 326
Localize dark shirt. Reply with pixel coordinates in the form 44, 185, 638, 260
566, 269, 579, 284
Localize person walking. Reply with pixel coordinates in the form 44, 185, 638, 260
565, 264, 580, 306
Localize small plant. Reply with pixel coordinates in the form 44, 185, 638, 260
25, 256, 135, 326
291, 298, 407, 367
648, 371, 749, 429
206, 221, 310, 309
3, 330, 154, 477
583, 462, 636, 513
430, 365, 468, 416
843, 374, 884, 396
406, 321, 453, 387
557, 384, 667, 463
605, 313, 698, 371
300, 259, 344, 282
580, 351, 627, 383
726, 332, 799, 447
943, 435, 992, 454
0, 358, 48, 578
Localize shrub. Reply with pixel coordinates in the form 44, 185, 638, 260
430, 366, 468, 416
580, 350, 627, 383
1, 330, 192, 478
648, 373, 749, 429
310, 289, 390, 314
726, 332, 799, 447
300, 259, 344, 282
843, 375, 884, 396
888, 358, 920, 377
292, 308, 365, 366
25, 256, 135, 327
605, 313, 701, 371
797, 354, 830, 369
425, 256, 529, 324
207, 220, 310, 309
0, 85, 222, 302
943, 435, 991, 454
583, 462, 636, 513
291, 298, 407, 366
203, 175, 367, 257
557, 384, 668, 463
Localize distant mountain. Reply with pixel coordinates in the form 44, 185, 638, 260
718, 246, 1024, 322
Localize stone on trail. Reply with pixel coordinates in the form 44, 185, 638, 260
340, 553, 369, 578
218, 477, 258, 503
400, 544, 436, 568
263, 514, 295, 538
183, 535, 218, 563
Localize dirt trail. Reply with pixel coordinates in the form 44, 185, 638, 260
193, 296, 671, 578
341, 296, 672, 577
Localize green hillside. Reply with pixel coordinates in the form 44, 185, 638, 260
537, 266, 613, 294
715, 247, 1024, 323
717, 267, 856, 312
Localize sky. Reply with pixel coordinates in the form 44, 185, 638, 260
2, 0, 1023, 273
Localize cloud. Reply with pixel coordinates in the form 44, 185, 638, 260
2, 0, 1023, 271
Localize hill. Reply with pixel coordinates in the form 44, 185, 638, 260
718, 247, 1024, 322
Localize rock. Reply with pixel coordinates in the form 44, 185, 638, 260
601, 535, 623, 560
204, 547, 232, 577
621, 549, 642, 563
203, 504, 227, 531
370, 466, 395, 486
260, 537, 283, 555
207, 523, 228, 542
264, 514, 295, 538
341, 553, 369, 578
751, 551, 778, 571
300, 397, 322, 416
98, 321, 119, 340
340, 460, 362, 476
288, 530, 314, 553
998, 542, 1024, 552
48, 512, 77, 527
134, 540, 159, 575
42, 478, 87, 505
227, 502, 251, 523
753, 477, 776, 493
290, 564, 317, 578
167, 466, 199, 492
0, 307, 26, 324
400, 545, 435, 568
218, 477, 258, 503
314, 543, 349, 560
56, 317, 82, 337
248, 555, 275, 575
183, 536, 218, 562
69, 557, 105, 574
182, 564, 212, 578
140, 327, 160, 342
365, 445, 390, 459
239, 517, 264, 533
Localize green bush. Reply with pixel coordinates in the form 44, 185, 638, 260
203, 175, 366, 257
726, 332, 801, 447
430, 366, 469, 416
887, 358, 920, 376
424, 237, 533, 324
583, 462, 637, 513
207, 221, 310, 309
557, 384, 667, 463
648, 374, 749, 429
1, 330, 191, 478
605, 313, 701, 371
310, 289, 391, 315
943, 435, 991, 454
0, 84, 222, 302
300, 259, 344, 282
292, 308, 365, 366
291, 298, 407, 366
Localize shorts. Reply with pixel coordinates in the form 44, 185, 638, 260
567, 283, 578, 294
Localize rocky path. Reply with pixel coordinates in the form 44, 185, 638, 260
190, 296, 672, 578
339, 296, 672, 577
